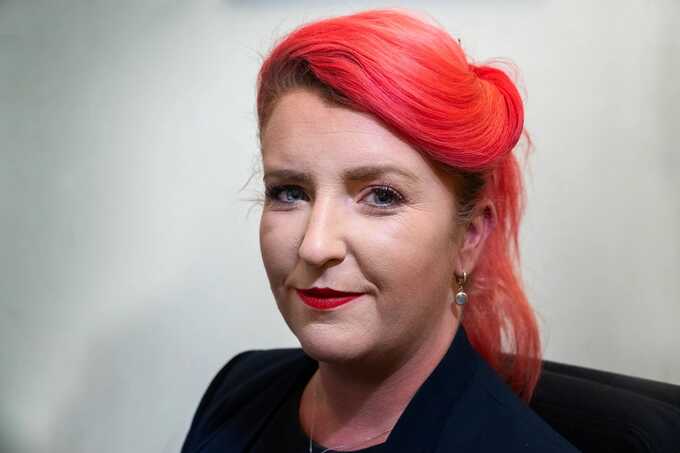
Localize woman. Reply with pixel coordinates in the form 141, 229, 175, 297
182, 9, 578, 452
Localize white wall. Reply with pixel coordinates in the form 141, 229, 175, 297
1, 1, 678, 452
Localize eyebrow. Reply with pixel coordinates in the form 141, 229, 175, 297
263, 165, 421, 185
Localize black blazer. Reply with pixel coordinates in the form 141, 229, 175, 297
181, 327, 579, 452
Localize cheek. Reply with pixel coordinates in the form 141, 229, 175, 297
352, 212, 455, 302
259, 212, 302, 288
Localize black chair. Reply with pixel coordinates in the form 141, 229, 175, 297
530, 360, 680, 452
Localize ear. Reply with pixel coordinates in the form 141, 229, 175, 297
454, 199, 496, 275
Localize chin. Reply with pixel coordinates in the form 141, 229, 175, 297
295, 324, 369, 364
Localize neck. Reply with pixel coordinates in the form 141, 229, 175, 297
301, 313, 460, 450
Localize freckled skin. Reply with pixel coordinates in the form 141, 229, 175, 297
259, 88, 467, 371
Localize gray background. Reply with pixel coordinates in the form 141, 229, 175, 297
1, 1, 678, 452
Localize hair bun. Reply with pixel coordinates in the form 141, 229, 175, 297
470, 64, 525, 158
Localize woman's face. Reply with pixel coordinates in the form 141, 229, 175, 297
259, 88, 465, 365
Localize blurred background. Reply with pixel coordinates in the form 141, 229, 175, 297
1, 1, 678, 452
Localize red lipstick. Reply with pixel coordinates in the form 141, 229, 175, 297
295, 287, 364, 310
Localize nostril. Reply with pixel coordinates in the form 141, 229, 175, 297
298, 236, 346, 267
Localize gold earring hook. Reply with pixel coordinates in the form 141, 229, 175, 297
455, 271, 467, 288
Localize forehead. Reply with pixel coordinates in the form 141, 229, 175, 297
260, 89, 435, 177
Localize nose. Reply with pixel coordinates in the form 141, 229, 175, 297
298, 196, 347, 268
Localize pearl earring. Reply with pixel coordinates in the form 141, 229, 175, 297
454, 271, 468, 306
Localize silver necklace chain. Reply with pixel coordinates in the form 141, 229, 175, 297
307, 376, 394, 453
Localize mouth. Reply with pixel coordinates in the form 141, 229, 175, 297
295, 287, 365, 310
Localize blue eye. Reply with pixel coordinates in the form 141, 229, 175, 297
264, 184, 404, 209
365, 185, 404, 208
265, 185, 308, 204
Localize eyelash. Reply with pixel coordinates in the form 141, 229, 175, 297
264, 184, 405, 210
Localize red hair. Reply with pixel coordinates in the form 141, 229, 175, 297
256, 9, 541, 401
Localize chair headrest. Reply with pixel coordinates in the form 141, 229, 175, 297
531, 362, 680, 453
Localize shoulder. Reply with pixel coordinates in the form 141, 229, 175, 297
181, 348, 310, 452
439, 356, 580, 452
479, 363, 579, 451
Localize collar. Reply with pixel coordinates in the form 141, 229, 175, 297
382, 325, 479, 451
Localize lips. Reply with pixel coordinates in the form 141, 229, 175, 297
296, 287, 364, 310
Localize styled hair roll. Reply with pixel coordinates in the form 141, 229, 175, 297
256, 9, 541, 401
